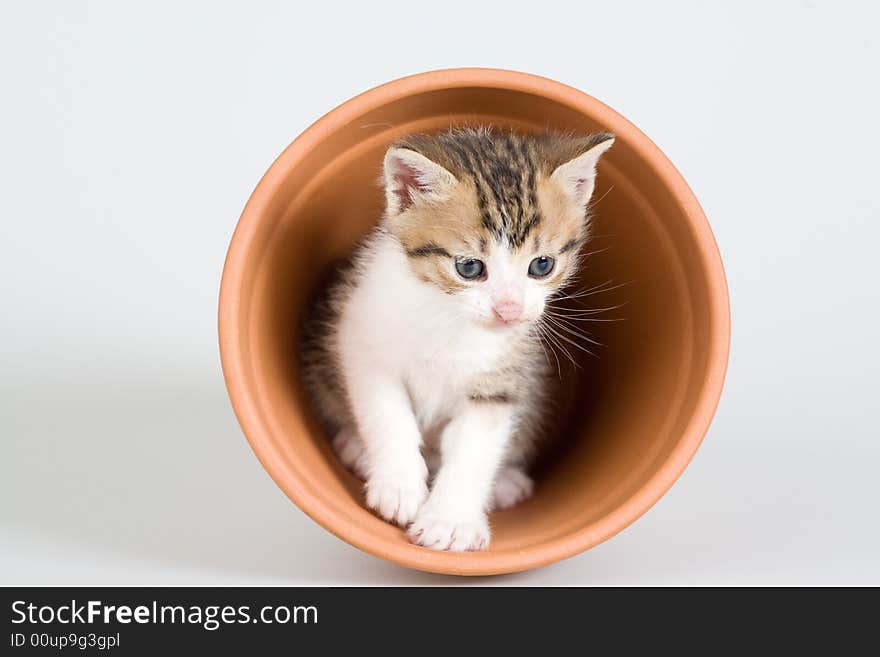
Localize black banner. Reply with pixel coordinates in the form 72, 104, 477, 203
1, 587, 874, 653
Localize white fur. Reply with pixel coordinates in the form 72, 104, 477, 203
491, 466, 535, 511
336, 235, 530, 546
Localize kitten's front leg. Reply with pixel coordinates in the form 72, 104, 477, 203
408, 401, 514, 551
346, 370, 428, 527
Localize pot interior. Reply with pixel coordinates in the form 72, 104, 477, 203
233, 85, 716, 563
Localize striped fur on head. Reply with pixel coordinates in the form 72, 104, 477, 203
383, 128, 614, 296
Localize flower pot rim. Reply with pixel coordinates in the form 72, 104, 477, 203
218, 67, 731, 576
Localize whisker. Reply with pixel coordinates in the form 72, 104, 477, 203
587, 184, 614, 210
547, 315, 623, 323
544, 302, 628, 315
537, 318, 579, 369
545, 307, 625, 324
529, 323, 551, 367
545, 312, 625, 323
579, 245, 613, 259
532, 322, 562, 378
541, 320, 582, 365
554, 278, 615, 298
542, 325, 576, 369
542, 313, 605, 348
554, 280, 630, 301
544, 323, 598, 358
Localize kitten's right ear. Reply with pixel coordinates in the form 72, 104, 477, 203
383, 147, 457, 216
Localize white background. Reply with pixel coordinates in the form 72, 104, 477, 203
2, 1, 878, 585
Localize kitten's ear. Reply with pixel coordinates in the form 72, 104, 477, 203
383, 147, 457, 216
551, 133, 615, 213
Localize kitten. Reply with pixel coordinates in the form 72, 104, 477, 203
301, 128, 614, 551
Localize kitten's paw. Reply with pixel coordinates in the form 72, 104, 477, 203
332, 428, 369, 480
365, 476, 428, 527
407, 509, 490, 552
490, 467, 534, 511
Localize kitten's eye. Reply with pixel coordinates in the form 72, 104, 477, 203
528, 255, 555, 278
454, 258, 485, 280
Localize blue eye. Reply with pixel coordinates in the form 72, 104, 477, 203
528, 255, 555, 278
455, 258, 485, 280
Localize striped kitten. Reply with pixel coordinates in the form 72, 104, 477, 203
302, 128, 614, 551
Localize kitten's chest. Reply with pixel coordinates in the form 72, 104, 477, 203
403, 328, 506, 428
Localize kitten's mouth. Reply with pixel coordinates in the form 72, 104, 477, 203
486, 316, 526, 330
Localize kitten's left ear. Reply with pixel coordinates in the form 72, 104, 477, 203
551, 133, 615, 213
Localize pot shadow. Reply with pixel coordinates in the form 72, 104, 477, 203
1, 370, 475, 584
4, 370, 786, 585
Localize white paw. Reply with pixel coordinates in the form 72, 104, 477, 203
332, 427, 369, 479
491, 467, 534, 511
365, 476, 428, 527
407, 508, 490, 552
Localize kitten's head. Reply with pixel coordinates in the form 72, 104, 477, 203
383, 128, 614, 330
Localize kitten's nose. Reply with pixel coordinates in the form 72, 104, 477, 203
492, 300, 523, 324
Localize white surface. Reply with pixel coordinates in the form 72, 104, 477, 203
2, 1, 878, 585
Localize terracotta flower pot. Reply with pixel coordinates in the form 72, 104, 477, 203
218, 68, 730, 575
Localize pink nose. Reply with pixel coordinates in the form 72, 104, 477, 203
492, 301, 523, 323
